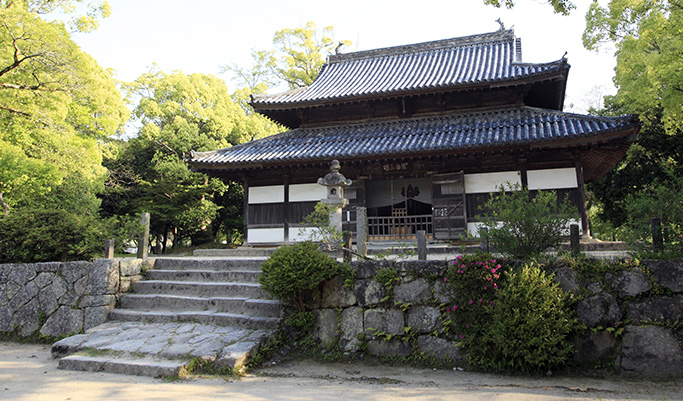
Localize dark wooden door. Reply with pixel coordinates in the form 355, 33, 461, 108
432, 172, 467, 240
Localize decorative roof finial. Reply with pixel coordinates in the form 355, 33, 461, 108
496, 18, 505, 31
335, 42, 344, 55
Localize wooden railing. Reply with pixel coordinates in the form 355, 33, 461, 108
367, 214, 433, 241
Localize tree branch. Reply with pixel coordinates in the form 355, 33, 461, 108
0, 103, 31, 117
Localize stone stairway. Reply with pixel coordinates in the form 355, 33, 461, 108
51, 257, 281, 378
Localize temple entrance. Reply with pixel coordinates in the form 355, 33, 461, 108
366, 178, 433, 241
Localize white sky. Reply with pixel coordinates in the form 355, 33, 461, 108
71, 0, 617, 113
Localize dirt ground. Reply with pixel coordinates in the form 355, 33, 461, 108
1, 341, 682, 401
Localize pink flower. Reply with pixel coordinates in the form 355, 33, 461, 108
444, 277, 447, 282
479, 298, 483, 303
490, 301, 495, 306
453, 305, 459, 310
459, 335, 465, 339
497, 264, 501, 269
465, 324, 470, 328
483, 286, 487, 290
469, 299, 473, 304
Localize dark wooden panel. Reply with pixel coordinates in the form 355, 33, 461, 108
248, 203, 284, 226
289, 201, 318, 224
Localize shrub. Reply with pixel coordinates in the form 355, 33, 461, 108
258, 241, 349, 311
622, 181, 683, 249
468, 265, 580, 374
478, 182, 577, 259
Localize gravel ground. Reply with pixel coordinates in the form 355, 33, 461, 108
2, 341, 682, 401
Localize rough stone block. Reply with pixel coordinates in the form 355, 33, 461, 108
322, 276, 356, 308
364, 308, 404, 336
340, 307, 363, 351
394, 278, 430, 304
79, 294, 116, 308
432, 281, 453, 304
394, 260, 447, 277
40, 305, 84, 337
9, 281, 38, 310
34, 272, 54, 289
406, 306, 441, 333
0, 305, 12, 332
37, 286, 60, 316
60, 262, 89, 285
573, 330, 616, 364
620, 325, 683, 378
417, 336, 463, 363
313, 309, 339, 343
553, 267, 580, 293
576, 293, 622, 328
9, 264, 36, 285
367, 339, 412, 357
119, 259, 143, 277
353, 260, 391, 279
35, 262, 59, 273
12, 298, 40, 337
628, 295, 683, 324
645, 260, 683, 293
84, 306, 111, 330
87, 259, 119, 295
609, 269, 651, 297
354, 279, 386, 306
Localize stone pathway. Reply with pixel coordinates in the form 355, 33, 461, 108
52, 321, 271, 377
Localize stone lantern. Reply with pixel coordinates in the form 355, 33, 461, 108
317, 160, 352, 233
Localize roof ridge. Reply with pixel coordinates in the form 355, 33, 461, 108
328, 29, 515, 64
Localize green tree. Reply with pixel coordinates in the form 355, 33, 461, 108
106, 71, 280, 251
583, 1, 683, 234
584, 0, 683, 135
225, 21, 351, 92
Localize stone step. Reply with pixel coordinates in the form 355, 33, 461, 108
108, 309, 279, 330
193, 248, 277, 257
119, 294, 282, 318
131, 280, 270, 299
52, 321, 273, 377
146, 269, 260, 283
58, 353, 189, 378
152, 257, 265, 271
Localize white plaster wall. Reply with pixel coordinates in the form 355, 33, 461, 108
289, 227, 321, 242
464, 171, 521, 194
527, 168, 578, 190
289, 183, 327, 202
247, 228, 284, 243
248, 185, 284, 204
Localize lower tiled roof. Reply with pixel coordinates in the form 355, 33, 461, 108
190, 107, 639, 170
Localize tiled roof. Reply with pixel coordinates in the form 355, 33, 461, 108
190, 107, 639, 170
251, 30, 568, 107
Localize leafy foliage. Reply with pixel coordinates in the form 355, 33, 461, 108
0, 207, 138, 262
468, 265, 580, 373
622, 179, 683, 248
299, 202, 343, 251
258, 241, 348, 311
478, 183, 578, 259
483, 0, 575, 15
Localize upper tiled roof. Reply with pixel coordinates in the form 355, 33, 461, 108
190, 107, 639, 171
251, 30, 569, 108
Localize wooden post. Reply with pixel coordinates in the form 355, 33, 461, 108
343, 231, 352, 262
357, 207, 368, 258
479, 227, 489, 253
570, 224, 580, 255
651, 217, 664, 251
137, 212, 150, 259
104, 239, 115, 259
417, 230, 427, 260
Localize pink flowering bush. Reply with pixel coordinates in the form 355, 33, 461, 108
443, 254, 580, 374
442, 253, 511, 355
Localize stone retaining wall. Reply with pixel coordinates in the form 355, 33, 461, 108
0, 258, 148, 338
310, 259, 683, 378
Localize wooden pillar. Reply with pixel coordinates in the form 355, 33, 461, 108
519, 158, 528, 189
575, 161, 590, 237
242, 175, 249, 245
570, 224, 580, 254
283, 175, 290, 243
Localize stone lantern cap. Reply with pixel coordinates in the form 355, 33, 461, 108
317, 160, 352, 187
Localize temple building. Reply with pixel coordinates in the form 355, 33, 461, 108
189, 29, 640, 245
